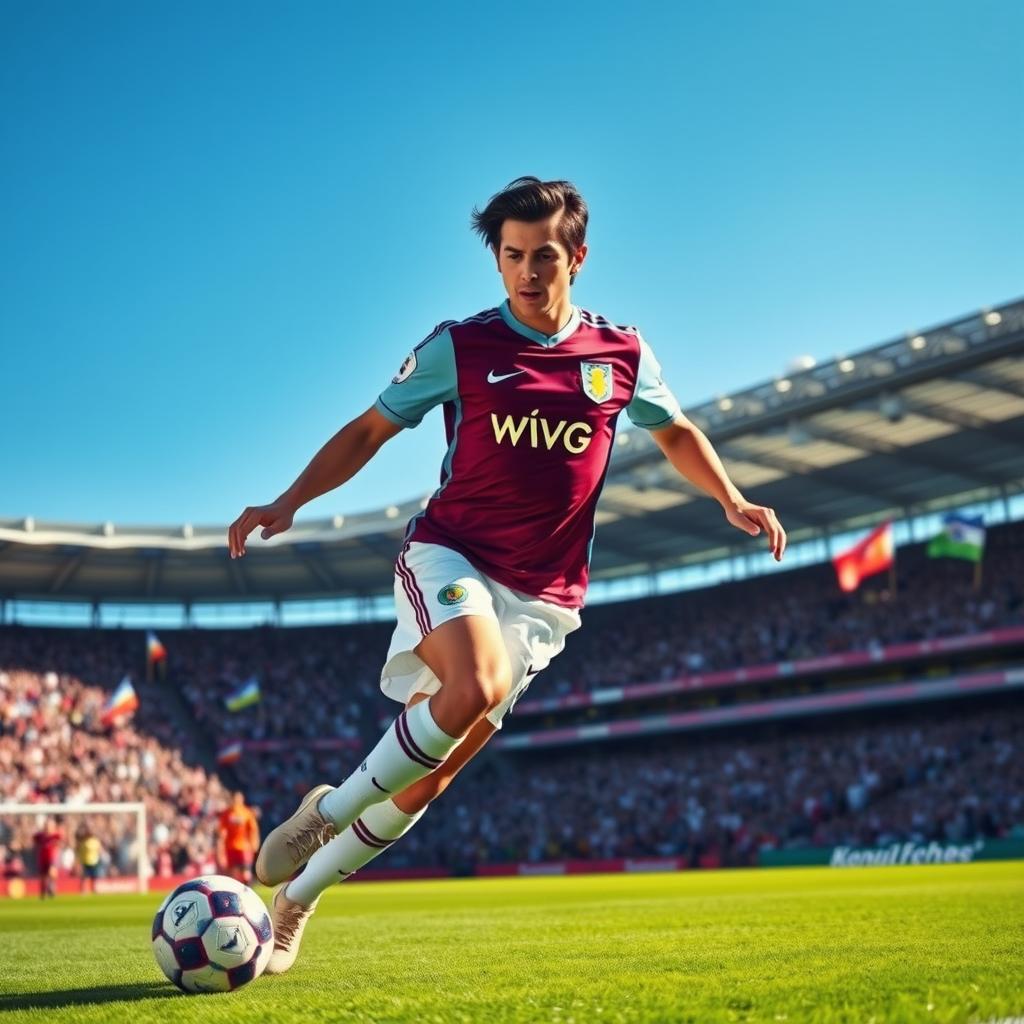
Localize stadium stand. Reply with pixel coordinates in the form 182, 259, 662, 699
2, 519, 1021, 882
4, 299, 1021, 893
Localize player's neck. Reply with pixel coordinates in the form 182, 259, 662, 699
507, 296, 575, 338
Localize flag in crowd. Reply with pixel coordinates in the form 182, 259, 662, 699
216, 739, 244, 765
927, 513, 985, 563
145, 630, 167, 682
832, 520, 894, 593
100, 675, 139, 727
146, 631, 167, 663
224, 677, 261, 712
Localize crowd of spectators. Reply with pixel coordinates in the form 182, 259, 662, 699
164, 522, 1024, 757
372, 702, 1022, 869
164, 521, 1024, 829
1, 519, 1021, 879
546, 522, 1024, 695
0, 629, 232, 882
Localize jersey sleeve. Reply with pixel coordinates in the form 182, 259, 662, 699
625, 334, 681, 430
375, 327, 458, 428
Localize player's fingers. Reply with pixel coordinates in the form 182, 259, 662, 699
733, 507, 760, 535
227, 515, 241, 559
775, 518, 788, 561
228, 512, 246, 558
231, 508, 258, 558
758, 509, 779, 557
762, 508, 786, 560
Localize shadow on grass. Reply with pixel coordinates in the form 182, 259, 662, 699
0, 981, 181, 1012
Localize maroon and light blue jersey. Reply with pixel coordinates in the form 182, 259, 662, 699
375, 301, 680, 608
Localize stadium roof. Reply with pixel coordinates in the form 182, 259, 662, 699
2, 298, 1022, 606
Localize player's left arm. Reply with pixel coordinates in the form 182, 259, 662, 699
625, 333, 786, 562
650, 414, 786, 561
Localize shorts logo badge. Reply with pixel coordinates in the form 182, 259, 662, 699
438, 583, 468, 606
581, 362, 613, 403
392, 351, 417, 384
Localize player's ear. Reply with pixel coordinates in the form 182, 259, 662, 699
570, 242, 588, 277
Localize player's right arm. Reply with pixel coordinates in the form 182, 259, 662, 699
229, 326, 456, 559
229, 406, 402, 558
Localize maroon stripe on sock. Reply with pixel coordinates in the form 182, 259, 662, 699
371, 776, 390, 794
397, 548, 432, 634
351, 817, 392, 849
353, 817, 393, 847
395, 710, 443, 769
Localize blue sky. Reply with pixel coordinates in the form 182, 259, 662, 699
2, 0, 1021, 529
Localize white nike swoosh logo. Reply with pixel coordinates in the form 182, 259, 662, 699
487, 369, 526, 384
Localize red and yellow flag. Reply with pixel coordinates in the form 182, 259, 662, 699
832, 521, 894, 593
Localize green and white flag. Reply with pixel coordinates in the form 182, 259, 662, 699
927, 513, 985, 563
224, 676, 261, 712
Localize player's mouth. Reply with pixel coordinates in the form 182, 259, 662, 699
518, 288, 543, 302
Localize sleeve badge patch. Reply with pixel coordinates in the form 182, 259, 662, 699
392, 351, 417, 384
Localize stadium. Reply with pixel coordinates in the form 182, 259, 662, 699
2, 297, 1022, 1020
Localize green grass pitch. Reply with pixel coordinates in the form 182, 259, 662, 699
0, 862, 1020, 1023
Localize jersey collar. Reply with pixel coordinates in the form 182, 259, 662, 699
499, 299, 582, 347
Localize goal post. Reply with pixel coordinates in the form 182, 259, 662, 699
0, 800, 148, 894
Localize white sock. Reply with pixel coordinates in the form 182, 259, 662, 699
317, 698, 461, 830
285, 799, 427, 905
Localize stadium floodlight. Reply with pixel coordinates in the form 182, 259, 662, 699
0, 800, 148, 893
879, 392, 907, 423
838, 358, 855, 373
787, 355, 817, 373
385, 505, 399, 519
983, 310, 1002, 326
775, 378, 792, 393
909, 335, 927, 350
717, 397, 734, 411
332, 514, 345, 529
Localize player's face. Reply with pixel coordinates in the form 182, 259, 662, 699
496, 213, 586, 327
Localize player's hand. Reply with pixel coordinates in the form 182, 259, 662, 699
228, 499, 296, 559
724, 499, 787, 561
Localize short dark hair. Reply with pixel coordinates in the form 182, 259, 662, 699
471, 177, 588, 274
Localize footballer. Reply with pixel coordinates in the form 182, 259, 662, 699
228, 176, 787, 971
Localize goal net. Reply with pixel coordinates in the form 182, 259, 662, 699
0, 800, 148, 895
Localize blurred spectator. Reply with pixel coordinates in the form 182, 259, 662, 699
74, 821, 102, 894
32, 817, 62, 898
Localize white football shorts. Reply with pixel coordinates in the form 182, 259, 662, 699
380, 541, 582, 728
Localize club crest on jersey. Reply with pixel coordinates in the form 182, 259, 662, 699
392, 351, 417, 384
438, 583, 467, 606
581, 362, 613, 404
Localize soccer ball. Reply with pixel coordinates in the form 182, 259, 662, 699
151, 875, 273, 993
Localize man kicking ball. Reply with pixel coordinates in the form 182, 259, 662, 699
228, 176, 787, 973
